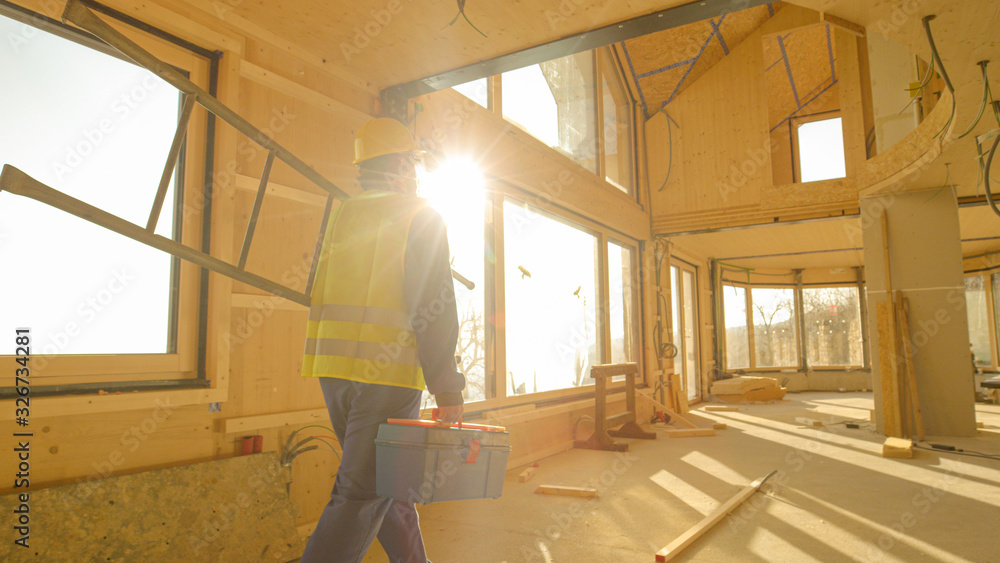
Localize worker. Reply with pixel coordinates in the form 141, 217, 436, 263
300, 117, 466, 562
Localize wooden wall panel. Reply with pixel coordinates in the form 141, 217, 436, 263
649, 4, 869, 234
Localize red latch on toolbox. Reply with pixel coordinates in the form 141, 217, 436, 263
466, 439, 480, 464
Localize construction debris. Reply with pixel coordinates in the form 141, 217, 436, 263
795, 417, 824, 427
882, 437, 914, 459
518, 467, 537, 482
704, 405, 739, 412
534, 485, 598, 498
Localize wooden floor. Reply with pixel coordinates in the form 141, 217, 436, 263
356, 392, 1000, 562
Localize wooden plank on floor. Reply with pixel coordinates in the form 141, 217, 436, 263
655, 471, 775, 561
665, 428, 716, 438
534, 485, 598, 498
518, 467, 537, 482
882, 437, 913, 459
795, 417, 824, 427
704, 405, 739, 412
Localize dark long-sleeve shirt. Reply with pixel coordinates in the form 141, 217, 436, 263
404, 206, 466, 406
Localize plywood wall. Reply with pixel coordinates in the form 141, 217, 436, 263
647, 4, 870, 234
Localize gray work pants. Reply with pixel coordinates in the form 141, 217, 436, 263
300, 378, 427, 563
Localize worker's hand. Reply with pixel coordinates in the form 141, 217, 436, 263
435, 404, 464, 423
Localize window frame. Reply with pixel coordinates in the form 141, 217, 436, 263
721, 281, 865, 372
482, 185, 643, 405
452, 47, 638, 201
671, 260, 702, 401
597, 47, 636, 195
965, 272, 1000, 372
800, 283, 865, 370
0, 6, 214, 397
790, 110, 845, 184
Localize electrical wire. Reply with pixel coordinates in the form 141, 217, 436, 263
914, 442, 1000, 462
655, 109, 679, 192
956, 61, 993, 139
898, 55, 935, 116
984, 129, 1000, 218
921, 15, 957, 138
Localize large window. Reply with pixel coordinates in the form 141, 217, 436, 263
600, 50, 634, 193
504, 200, 598, 394
455, 47, 636, 195
608, 242, 638, 365
752, 287, 798, 368
0, 10, 207, 391
503, 52, 597, 172
723, 285, 750, 369
966, 275, 995, 368
418, 159, 487, 402
723, 283, 863, 371
802, 287, 863, 367
794, 116, 847, 183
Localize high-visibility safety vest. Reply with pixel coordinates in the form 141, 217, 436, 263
302, 190, 427, 390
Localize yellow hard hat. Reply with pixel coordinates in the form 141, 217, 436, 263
353, 117, 418, 165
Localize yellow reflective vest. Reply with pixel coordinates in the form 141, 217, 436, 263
301, 190, 427, 390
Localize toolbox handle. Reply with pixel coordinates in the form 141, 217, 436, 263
432, 408, 462, 428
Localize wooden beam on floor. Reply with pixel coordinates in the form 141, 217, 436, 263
665, 428, 717, 438
655, 471, 777, 561
534, 485, 598, 498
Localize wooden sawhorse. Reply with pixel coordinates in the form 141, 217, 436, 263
574, 363, 656, 451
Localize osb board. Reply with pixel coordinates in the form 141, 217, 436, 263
762, 24, 837, 130
623, 3, 779, 114
0, 453, 301, 562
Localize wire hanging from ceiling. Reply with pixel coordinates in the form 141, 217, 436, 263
448, 0, 487, 38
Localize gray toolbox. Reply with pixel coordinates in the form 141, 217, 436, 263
375, 417, 511, 504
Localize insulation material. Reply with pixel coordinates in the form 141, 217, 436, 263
710, 375, 786, 403
0, 453, 301, 562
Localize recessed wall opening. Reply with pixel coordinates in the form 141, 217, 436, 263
793, 115, 846, 183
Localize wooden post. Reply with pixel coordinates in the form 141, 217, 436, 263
877, 302, 902, 438
878, 211, 902, 438
898, 296, 925, 441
